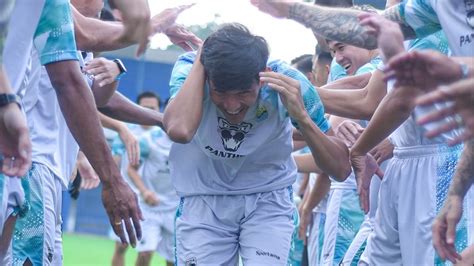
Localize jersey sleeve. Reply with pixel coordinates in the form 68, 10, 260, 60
276, 61, 330, 133
398, 0, 442, 38
169, 52, 196, 99
33, 0, 79, 65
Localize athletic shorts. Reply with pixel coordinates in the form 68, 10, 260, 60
308, 211, 326, 266
368, 144, 473, 265
320, 188, 365, 265
174, 186, 296, 265
12, 163, 63, 266
136, 208, 175, 262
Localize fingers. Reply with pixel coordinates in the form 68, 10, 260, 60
131, 208, 143, 241
123, 214, 137, 248
110, 213, 127, 245
447, 130, 473, 146
357, 182, 370, 214
416, 86, 453, 107
424, 119, 459, 139
417, 105, 456, 126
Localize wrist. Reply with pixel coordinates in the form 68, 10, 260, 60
113, 59, 127, 81
0, 93, 21, 110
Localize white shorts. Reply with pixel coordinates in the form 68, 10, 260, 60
11, 163, 63, 266
0, 174, 25, 264
368, 144, 473, 265
175, 187, 296, 265
308, 211, 326, 266
320, 188, 365, 265
136, 208, 175, 262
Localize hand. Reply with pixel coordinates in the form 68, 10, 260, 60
416, 79, 474, 145
250, 0, 294, 19
350, 152, 383, 213
83, 58, 121, 87
298, 206, 312, 245
164, 24, 203, 51
76, 152, 100, 190
369, 138, 394, 164
102, 180, 143, 247
384, 50, 464, 90
117, 126, 140, 167
0, 103, 31, 177
432, 195, 463, 263
141, 190, 159, 206
111, 0, 151, 56
151, 4, 195, 34
358, 12, 404, 61
335, 120, 364, 147
259, 71, 307, 122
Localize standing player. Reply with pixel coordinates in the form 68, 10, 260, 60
164, 23, 351, 265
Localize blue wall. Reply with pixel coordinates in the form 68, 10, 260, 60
108, 56, 175, 104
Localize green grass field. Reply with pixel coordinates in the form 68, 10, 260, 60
63, 233, 167, 266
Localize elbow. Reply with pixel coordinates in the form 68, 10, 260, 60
331, 162, 352, 182
165, 126, 193, 144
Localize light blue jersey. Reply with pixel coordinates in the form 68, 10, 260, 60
399, 0, 474, 56
169, 52, 329, 196
328, 58, 347, 82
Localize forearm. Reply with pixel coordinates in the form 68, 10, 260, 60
127, 166, 147, 194
92, 80, 118, 107
319, 70, 386, 120
72, 5, 132, 52
447, 140, 474, 199
303, 174, 330, 211
351, 86, 414, 155
323, 72, 371, 91
99, 112, 126, 132
163, 60, 205, 143
0, 67, 12, 93
294, 153, 323, 174
46, 61, 120, 185
288, 3, 414, 50
98, 92, 163, 128
298, 118, 351, 180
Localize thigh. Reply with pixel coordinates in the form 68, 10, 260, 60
175, 196, 240, 266
136, 212, 160, 253
239, 187, 295, 266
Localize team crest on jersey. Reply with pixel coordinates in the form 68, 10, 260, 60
218, 117, 252, 152
255, 105, 268, 122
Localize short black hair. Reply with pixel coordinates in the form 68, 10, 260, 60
136, 91, 161, 105
291, 54, 313, 74
200, 23, 269, 91
317, 51, 333, 65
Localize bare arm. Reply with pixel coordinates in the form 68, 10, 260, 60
288, 3, 415, 49
98, 92, 163, 128
318, 70, 387, 120
448, 140, 474, 200
163, 54, 205, 143
322, 72, 371, 91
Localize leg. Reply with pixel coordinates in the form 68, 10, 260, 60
111, 241, 128, 266
175, 196, 240, 265
239, 187, 295, 265
136, 251, 153, 266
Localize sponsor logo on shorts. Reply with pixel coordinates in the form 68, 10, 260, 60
255, 249, 280, 260
185, 256, 197, 266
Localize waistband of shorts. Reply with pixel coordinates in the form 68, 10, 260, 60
393, 143, 463, 158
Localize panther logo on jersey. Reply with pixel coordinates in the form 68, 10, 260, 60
218, 117, 252, 152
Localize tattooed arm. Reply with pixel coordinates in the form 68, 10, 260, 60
251, 1, 416, 50
289, 3, 415, 49
449, 140, 474, 199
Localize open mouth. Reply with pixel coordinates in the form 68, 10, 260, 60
343, 63, 351, 71
226, 109, 242, 115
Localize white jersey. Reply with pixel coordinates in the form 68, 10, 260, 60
400, 0, 474, 57
169, 52, 329, 196
139, 128, 178, 212
20, 50, 92, 188
381, 32, 462, 147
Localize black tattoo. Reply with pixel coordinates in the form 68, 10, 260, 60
382, 5, 417, 39
288, 3, 416, 50
448, 140, 474, 198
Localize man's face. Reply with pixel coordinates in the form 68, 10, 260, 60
138, 97, 159, 111
209, 81, 260, 125
328, 41, 372, 75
